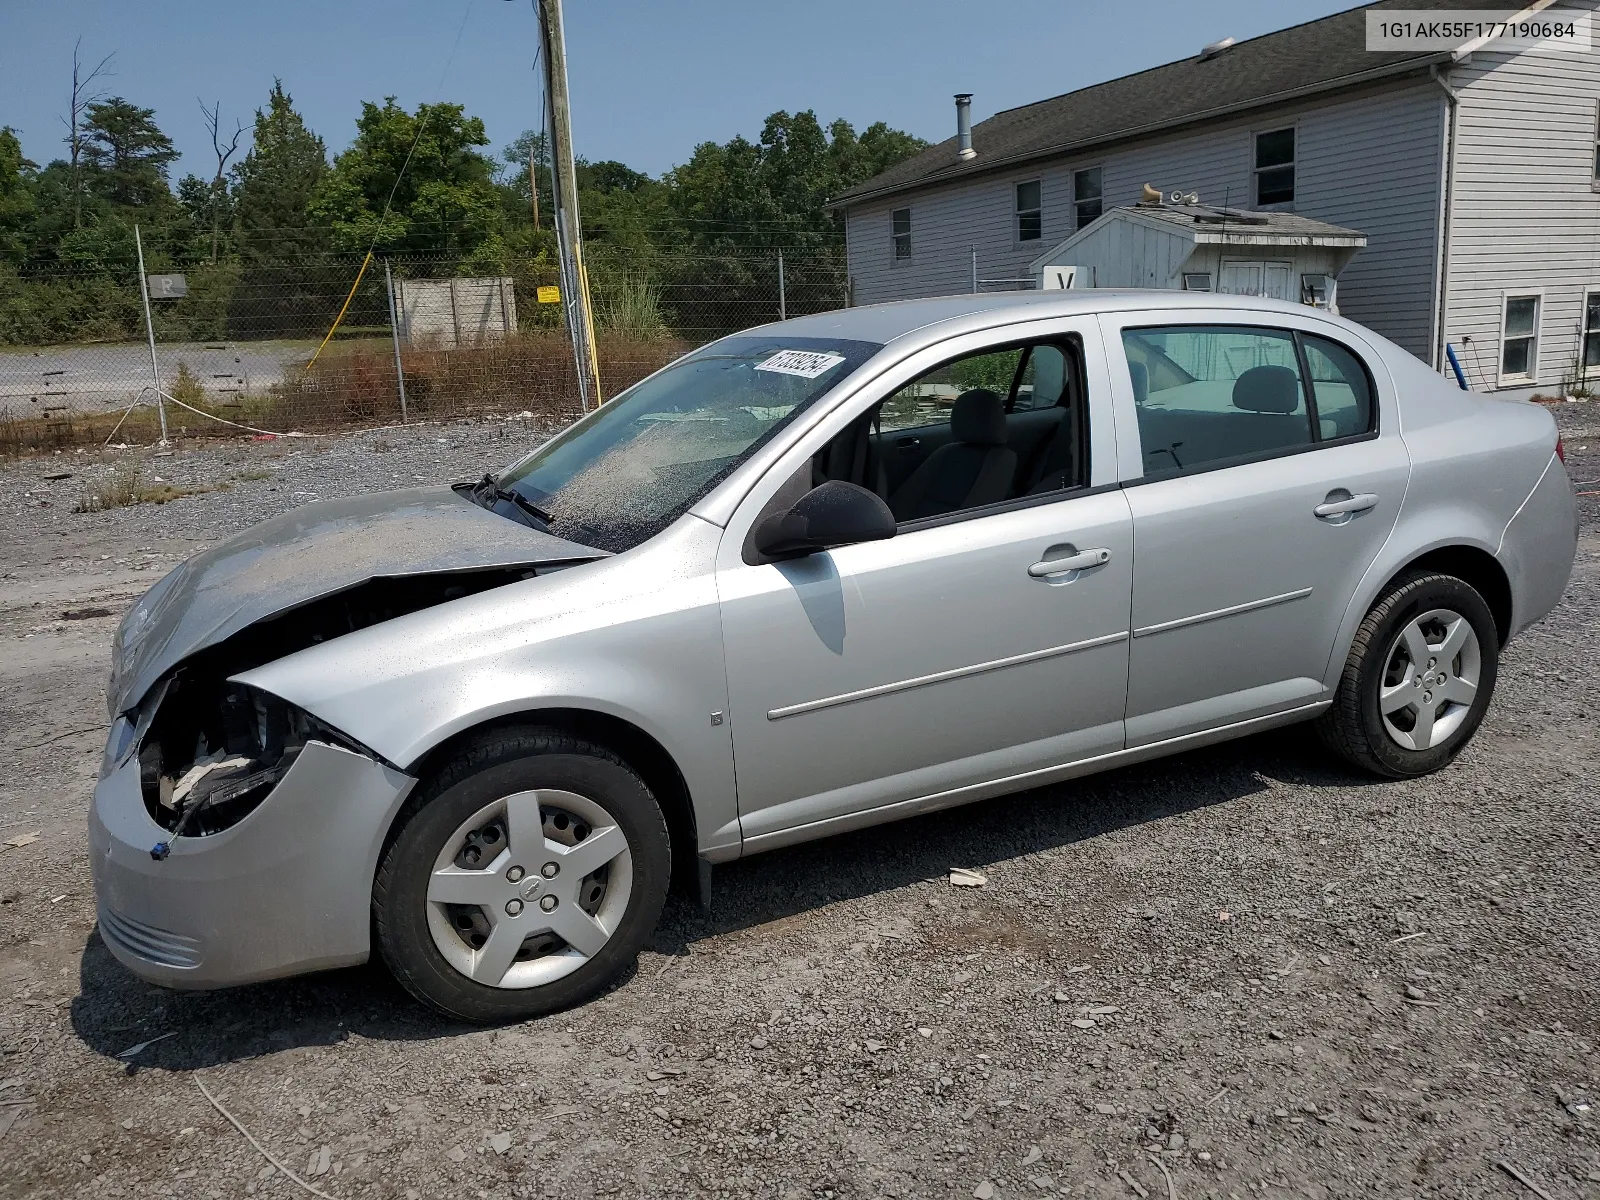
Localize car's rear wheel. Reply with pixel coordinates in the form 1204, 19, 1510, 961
1317, 571, 1499, 778
373, 728, 670, 1022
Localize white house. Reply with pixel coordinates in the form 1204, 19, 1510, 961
829, 0, 1600, 393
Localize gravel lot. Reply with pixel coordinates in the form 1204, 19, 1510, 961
0, 405, 1596, 1200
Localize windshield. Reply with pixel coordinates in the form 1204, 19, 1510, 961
494, 335, 881, 552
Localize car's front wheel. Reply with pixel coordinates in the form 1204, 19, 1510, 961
373, 728, 671, 1022
1317, 571, 1500, 778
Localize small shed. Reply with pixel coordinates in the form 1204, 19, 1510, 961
1029, 202, 1366, 311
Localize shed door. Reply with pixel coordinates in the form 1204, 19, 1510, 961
1219, 259, 1294, 300
1218, 260, 1261, 296
1262, 262, 1293, 301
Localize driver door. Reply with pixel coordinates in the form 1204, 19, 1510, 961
714, 321, 1134, 850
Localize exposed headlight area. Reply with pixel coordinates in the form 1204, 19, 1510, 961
136, 673, 366, 842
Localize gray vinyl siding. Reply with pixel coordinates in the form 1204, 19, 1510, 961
845, 80, 1444, 357
1441, 6, 1600, 392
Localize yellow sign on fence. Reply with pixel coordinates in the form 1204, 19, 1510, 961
536, 285, 561, 304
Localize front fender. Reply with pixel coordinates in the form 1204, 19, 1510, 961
235, 517, 741, 859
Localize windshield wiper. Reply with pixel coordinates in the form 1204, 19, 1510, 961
473, 473, 555, 528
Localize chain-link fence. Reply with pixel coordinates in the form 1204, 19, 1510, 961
0, 243, 848, 455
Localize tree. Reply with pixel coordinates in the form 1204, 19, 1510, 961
664, 111, 927, 246
80, 97, 177, 208
198, 99, 244, 261
0, 128, 37, 263
233, 80, 327, 262
60, 39, 114, 228
311, 98, 500, 255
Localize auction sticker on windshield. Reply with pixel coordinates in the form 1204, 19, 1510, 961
754, 350, 847, 379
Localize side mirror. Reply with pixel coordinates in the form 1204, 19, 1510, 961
753, 480, 896, 561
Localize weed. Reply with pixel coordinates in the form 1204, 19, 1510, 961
169, 361, 207, 408
74, 460, 217, 512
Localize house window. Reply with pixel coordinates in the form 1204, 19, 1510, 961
1015, 180, 1042, 241
1073, 167, 1103, 230
1584, 291, 1600, 372
1500, 294, 1540, 380
892, 208, 911, 260
1254, 128, 1295, 205
1594, 101, 1600, 179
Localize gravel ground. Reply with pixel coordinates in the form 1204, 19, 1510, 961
0, 405, 1596, 1200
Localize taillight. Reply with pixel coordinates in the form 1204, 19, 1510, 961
1555, 436, 1565, 463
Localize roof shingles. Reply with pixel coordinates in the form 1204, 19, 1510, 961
831, 0, 1504, 207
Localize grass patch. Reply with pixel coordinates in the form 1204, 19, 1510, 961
74, 460, 224, 512
1, 332, 684, 460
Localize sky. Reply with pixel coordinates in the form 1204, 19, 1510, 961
2, 0, 1358, 182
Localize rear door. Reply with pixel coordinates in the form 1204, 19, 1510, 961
1101, 312, 1409, 745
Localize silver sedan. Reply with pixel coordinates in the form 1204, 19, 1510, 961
89, 291, 1577, 1021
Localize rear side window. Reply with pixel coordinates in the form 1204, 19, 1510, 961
1122, 326, 1310, 476
1121, 324, 1374, 478
1301, 334, 1373, 439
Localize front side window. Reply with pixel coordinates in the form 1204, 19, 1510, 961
1584, 291, 1600, 372
1500, 295, 1540, 380
1015, 179, 1042, 241
496, 336, 881, 551
1073, 167, 1103, 229
1012, 344, 1069, 412
810, 338, 1087, 524
1254, 128, 1295, 205
892, 207, 912, 260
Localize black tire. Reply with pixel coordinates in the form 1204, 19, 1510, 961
1316, 571, 1499, 778
373, 726, 671, 1023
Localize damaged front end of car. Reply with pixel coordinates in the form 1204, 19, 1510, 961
123, 564, 547, 856
90, 485, 608, 988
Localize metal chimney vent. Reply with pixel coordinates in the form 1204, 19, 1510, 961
955, 94, 976, 161
1200, 36, 1236, 60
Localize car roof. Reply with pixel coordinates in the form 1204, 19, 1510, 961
749, 289, 1354, 347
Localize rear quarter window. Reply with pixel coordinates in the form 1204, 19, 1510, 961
1301, 334, 1375, 440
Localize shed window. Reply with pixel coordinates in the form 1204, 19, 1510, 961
1073, 167, 1103, 230
1500, 295, 1540, 380
1016, 180, 1042, 241
1254, 128, 1295, 205
892, 208, 911, 260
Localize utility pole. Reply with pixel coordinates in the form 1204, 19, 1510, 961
134, 225, 168, 444
385, 259, 409, 423
536, 0, 602, 411
529, 147, 541, 231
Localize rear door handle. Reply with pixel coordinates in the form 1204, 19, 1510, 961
1314, 493, 1379, 519
1029, 547, 1111, 578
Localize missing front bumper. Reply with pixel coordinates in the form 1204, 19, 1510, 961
89, 739, 416, 989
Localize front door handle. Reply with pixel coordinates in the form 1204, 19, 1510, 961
1314, 492, 1379, 519
1029, 547, 1111, 578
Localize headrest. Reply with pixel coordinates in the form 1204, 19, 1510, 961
1127, 360, 1149, 405
950, 389, 1007, 446
1232, 365, 1300, 414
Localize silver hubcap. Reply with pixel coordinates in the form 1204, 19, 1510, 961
1379, 608, 1481, 751
425, 790, 632, 989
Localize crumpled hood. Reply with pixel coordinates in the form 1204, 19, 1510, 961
109, 485, 602, 716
